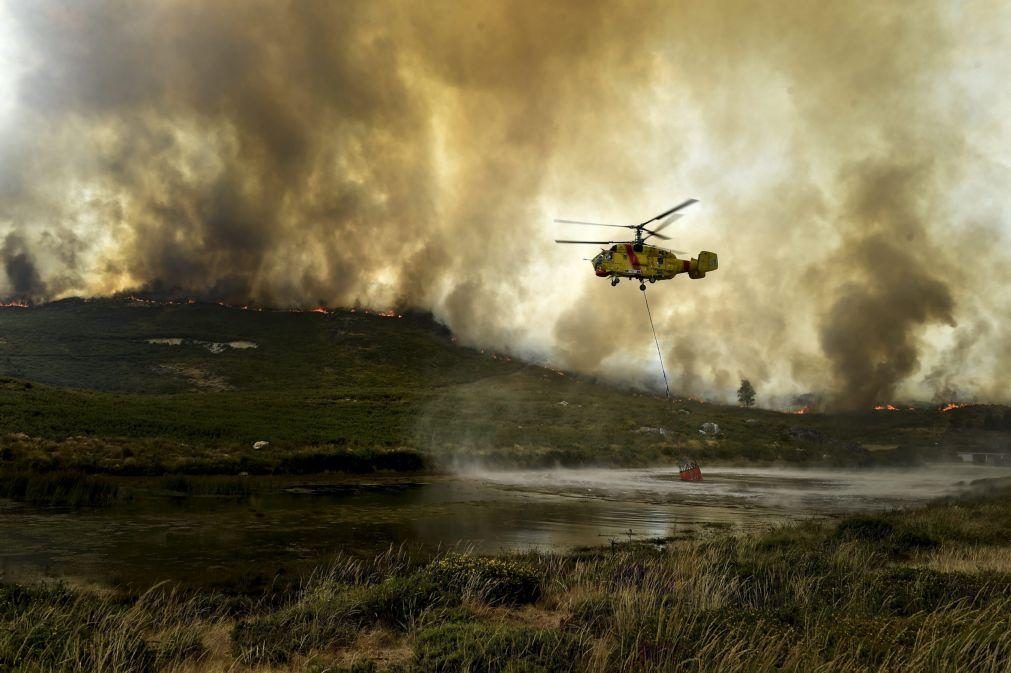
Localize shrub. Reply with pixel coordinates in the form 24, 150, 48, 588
232, 574, 447, 664
822, 614, 923, 666
427, 555, 541, 606
0, 589, 156, 672
414, 606, 479, 629
413, 622, 585, 673
871, 567, 1011, 616
342, 574, 447, 628
274, 448, 426, 475
561, 594, 614, 635
834, 515, 940, 558
306, 659, 378, 673
232, 610, 330, 665
835, 515, 894, 542
889, 528, 940, 555
0, 469, 119, 506
0, 582, 75, 618
373, 449, 427, 472
153, 623, 208, 668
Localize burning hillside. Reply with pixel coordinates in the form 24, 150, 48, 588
0, 2, 1008, 409
940, 402, 970, 413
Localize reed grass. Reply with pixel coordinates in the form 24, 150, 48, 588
4, 488, 1010, 672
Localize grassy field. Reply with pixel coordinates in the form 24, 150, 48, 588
3, 479, 1009, 672
0, 298, 1006, 484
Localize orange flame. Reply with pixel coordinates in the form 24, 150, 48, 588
0, 299, 30, 309
939, 402, 968, 413
791, 406, 811, 414
873, 404, 899, 411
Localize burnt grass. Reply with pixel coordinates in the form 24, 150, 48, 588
3, 484, 1010, 672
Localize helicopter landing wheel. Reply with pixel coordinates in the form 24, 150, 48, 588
648, 278, 656, 284
610, 277, 619, 287
639, 282, 646, 291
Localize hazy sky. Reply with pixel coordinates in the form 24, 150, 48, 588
0, 1, 1008, 408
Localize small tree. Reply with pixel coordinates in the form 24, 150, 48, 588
737, 379, 756, 408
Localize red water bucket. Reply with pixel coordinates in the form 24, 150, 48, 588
679, 462, 703, 482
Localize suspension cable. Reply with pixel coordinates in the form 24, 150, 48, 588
642, 287, 671, 400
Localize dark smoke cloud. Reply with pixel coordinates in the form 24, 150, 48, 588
817, 163, 957, 408
1, 232, 45, 300
0, 0, 1008, 407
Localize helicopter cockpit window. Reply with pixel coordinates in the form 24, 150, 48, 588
605, 252, 613, 261
592, 254, 603, 265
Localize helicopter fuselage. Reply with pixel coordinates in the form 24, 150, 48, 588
592, 243, 718, 283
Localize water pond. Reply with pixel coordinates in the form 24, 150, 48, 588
2, 464, 1006, 588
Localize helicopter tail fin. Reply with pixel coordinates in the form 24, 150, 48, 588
697, 251, 718, 272
688, 251, 718, 279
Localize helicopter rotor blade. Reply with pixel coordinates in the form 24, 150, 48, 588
649, 212, 683, 234
641, 230, 672, 241
637, 198, 698, 227
554, 239, 616, 245
554, 218, 630, 229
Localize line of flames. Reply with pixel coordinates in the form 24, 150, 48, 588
0, 296, 405, 319
127, 296, 405, 318
874, 403, 973, 412
939, 402, 969, 413
788, 401, 973, 414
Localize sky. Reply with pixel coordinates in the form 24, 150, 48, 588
0, 2, 24, 124
0, 0, 1008, 409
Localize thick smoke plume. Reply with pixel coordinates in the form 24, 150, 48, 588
0, 1, 1008, 408
1, 232, 45, 299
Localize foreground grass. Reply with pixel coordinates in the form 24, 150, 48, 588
4, 486, 1010, 672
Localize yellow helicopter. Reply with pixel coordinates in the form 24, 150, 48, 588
555, 198, 718, 290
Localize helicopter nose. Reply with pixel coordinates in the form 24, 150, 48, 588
594, 267, 608, 277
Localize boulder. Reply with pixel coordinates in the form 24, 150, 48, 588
699, 422, 720, 436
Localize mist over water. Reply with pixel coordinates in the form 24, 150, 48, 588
1, 1, 1009, 407
463, 464, 1010, 513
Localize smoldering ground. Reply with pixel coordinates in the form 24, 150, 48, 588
0, 1, 1008, 408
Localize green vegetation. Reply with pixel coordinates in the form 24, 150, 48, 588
736, 378, 755, 407
427, 555, 542, 606
4, 483, 1010, 672
0, 298, 1005, 479
0, 468, 119, 506
0, 583, 212, 672
414, 623, 583, 673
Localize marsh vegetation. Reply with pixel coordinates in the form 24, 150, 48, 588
4, 484, 1010, 672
